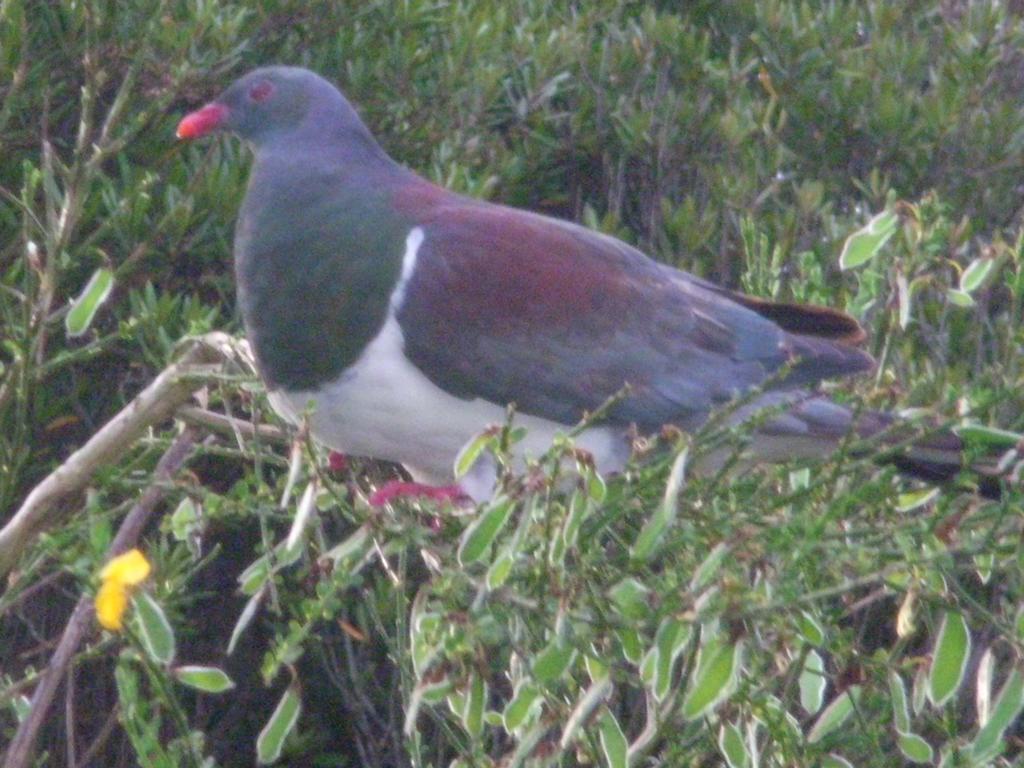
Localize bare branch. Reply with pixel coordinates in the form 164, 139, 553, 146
2, 426, 198, 768
0, 333, 251, 580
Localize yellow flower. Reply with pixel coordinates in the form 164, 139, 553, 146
95, 548, 151, 631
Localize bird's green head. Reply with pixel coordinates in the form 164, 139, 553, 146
177, 66, 372, 149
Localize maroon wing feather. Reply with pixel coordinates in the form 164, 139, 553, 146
394, 191, 873, 430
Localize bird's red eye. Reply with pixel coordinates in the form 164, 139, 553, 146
248, 81, 274, 102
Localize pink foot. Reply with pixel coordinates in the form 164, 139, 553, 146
368, 480, 469, 507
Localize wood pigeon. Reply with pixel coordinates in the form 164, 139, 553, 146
176, 66, 994, 501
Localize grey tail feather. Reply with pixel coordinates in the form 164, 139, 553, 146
849, 409, 1004, 500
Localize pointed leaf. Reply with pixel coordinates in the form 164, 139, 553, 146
946, 288, 975, 307
133, 592, 175, 665
324, 524, 373, 570
896, 486, 940, 513
897, 731, 934, 763
533, 640, 576, 684
66, 267, 114, 337
928, 612, 970, 707
757, 694, 802, 742
642, 617, 692, 701
807, 687, 861, 744
954, 423, 1023, 450
257, 685, 301, 764
796, 611, 825, 647
839, 210, 898, 270
690, 542, 729, 592
486, 547, 515, 589
959, 257, 994, 294
969, 667, 1024, 763
560, 677, 612, 749
462, 672, 486, 739
598, 710, 628, 768
617, 628, 643, 665
681, 636, 743, 720
174, 665, 235, 693
799, 650, 826, 714
718, 722, 749, 768
889, 671, 911, 732
608, 577, 652, 622
454, 431, 493, 479
458, 496, 514, 565
228, 585, 266, 656
632, 447, 687, 561
285, 479, 317, 551
502, 681, 541, 732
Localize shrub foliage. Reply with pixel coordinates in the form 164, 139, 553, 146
2, 1, 1023, 767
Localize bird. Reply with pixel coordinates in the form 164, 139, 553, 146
176, 65, 1000, 502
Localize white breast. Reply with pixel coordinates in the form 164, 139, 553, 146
266, 227, 630, 500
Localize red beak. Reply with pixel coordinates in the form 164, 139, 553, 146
176, 103, 230, 139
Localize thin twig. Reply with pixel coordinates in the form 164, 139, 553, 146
177, 405, 288, 446
2, 427, 198, 768
0, 332, 246, 580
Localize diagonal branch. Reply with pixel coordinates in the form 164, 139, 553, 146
1, 426, 199, 768
0, 332, 252, 580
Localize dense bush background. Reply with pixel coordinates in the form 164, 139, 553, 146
2, 1, 1023, 766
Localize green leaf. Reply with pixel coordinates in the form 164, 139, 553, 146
533, 640, 576, 684
641, 617, 692, 701
796, 612, 825, 647
560, 491, 592, 551
257, 685, 301, 765
285, 479, 317, 551
559, 677, 612, 749
609, 577, 652, 622
897, 731, 934, 764
681, 636, 743, 720
617, 628, 643, 665
757, 695, 802, 742
502, 681, 541, 732
458, 496, 514, 565
969, 667, 1024, 763
598, 710, 628, 768
959, 256, 994, 293
946, 288, 975, 307
954, 423, 1023, 450
928, 612, 970, 707
10, 694, 30, 723
66, 267, 114, 337
895, 486, 940, 513
598, 708, 626, 768
133, 592, 175, 666
462, 671, 486, 739
889, 671, 911, 732
454, 431, 493, 479
486, 547, 515, 589
169, 498, 200, 542
632, 446, 687, 561
839, 210, 898, 270
807, 687, 861, 744
718, 722, 749, 768
583, 466, 607, 503
690, 542, 729, 592
228, 586, 265, 656
799, 650, 826, 714
974, 552, 994, 584
174, 665, 235, 693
